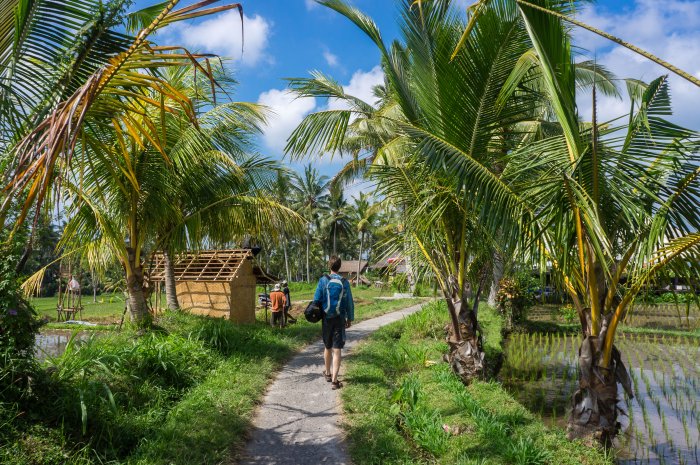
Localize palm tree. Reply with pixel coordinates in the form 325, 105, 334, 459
287, 0, 537, 381
144, 66, 298, 311
1, 0, 243, 240
291, 164, 330, 282
502, 2, 699, 440
271, 169, 296, 281
325, 183, 352, 256
350, 192, 379, 285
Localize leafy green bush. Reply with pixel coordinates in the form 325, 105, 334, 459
637, 290, 698, 305
555, 304, 578, 324
496, 273, 536, 329
0, 253, 42, 405
391, 273, 410, 293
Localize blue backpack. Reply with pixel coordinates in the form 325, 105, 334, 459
324, 274, 346, 318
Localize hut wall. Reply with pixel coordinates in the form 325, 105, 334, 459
176, 281, 231, 319
229, 259, 256, 323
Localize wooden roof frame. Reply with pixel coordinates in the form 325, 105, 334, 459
149, 249, 253, 282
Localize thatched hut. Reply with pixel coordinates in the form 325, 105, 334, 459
338, 260, 369, 285
150, 249, 276, 323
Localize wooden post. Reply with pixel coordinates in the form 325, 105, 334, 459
264, 284, 269, 325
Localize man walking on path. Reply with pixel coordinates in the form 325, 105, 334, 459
314, 256, 354, 390
282, 280, 296, 324
270, 283, 286, 328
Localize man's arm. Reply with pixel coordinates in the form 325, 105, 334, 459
313, 277, 325, 303
344, 281, 354, 322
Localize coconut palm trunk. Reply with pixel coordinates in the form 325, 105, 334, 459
444, 278, 485, 384
163, 249, 180, 310
125, 247, 150, 326
568, 307, 633, 444
333, 224, 337, 256
283, 236, 290, 282
306, 223, 311, 282
487, 251, 503, 307
91, 268, 98, 303
356, 231, 364, 287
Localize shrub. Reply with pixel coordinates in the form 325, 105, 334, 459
0, 253, 42, 405
496, 273, 536, 329
555, 304, 578, 324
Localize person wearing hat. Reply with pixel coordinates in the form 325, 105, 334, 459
270, 283, 287, 328
281, 280, 296, 324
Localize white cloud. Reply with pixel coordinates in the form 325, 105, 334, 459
175, 11, 271, 67
258, 89, 316, 154
323, 50, 339, 67
574, 1, 700, 127
305, 0, 319, 10
328, 65, 385, 110
257, 66, 384, 156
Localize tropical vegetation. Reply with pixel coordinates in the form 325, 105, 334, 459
0, 0, 698, 462
289, 0, 699, 445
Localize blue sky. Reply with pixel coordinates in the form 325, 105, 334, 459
138, 0, 700, 186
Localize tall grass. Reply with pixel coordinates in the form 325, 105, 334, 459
341, 301, 612, 465
2, 296, 419, 464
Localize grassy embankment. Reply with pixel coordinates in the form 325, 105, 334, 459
1, 293, 420, 464
341, 301, 612, 465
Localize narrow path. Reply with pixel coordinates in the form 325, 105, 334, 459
239, 303, 425, 465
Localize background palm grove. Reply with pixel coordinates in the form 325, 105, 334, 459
0, 0, 698, 464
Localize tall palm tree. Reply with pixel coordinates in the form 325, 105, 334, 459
1, 0, 242, 238
271, 169, 296, 281
325, 183, 352, 256
351, 192, 379, 285
288, 0, 537, 380
292, 164, 330, 282
503, 1, 699, 440
145, 66, 299, 310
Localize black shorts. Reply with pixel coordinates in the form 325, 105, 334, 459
322, 316, 346, 349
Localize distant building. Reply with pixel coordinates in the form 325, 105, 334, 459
338, 260, 369, 285
370, 256, 407, 275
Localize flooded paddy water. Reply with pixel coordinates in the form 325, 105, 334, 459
35, 330, 94, 360
501, 331, 700, 464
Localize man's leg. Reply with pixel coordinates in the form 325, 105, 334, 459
324, 348, 332, 375
331, 348, 342, 382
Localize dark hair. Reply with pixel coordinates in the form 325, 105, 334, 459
329, 256, 342, 273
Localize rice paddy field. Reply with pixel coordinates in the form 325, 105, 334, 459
502, 305, 700, 465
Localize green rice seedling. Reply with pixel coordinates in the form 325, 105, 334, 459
682, 413, 691, 448
660, 410, 672, 448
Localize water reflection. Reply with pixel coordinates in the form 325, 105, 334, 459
501, 333, 700, 465
35, 330, 92, 360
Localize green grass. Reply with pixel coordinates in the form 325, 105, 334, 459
341, 301, 612, 465
2, 296, 420, 464
29, 293, 129, 323
30, 283, 408, 325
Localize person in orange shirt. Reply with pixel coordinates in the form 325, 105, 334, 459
270, 283, 287, 328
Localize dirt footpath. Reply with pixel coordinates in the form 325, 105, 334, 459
238, 303, 425, 465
